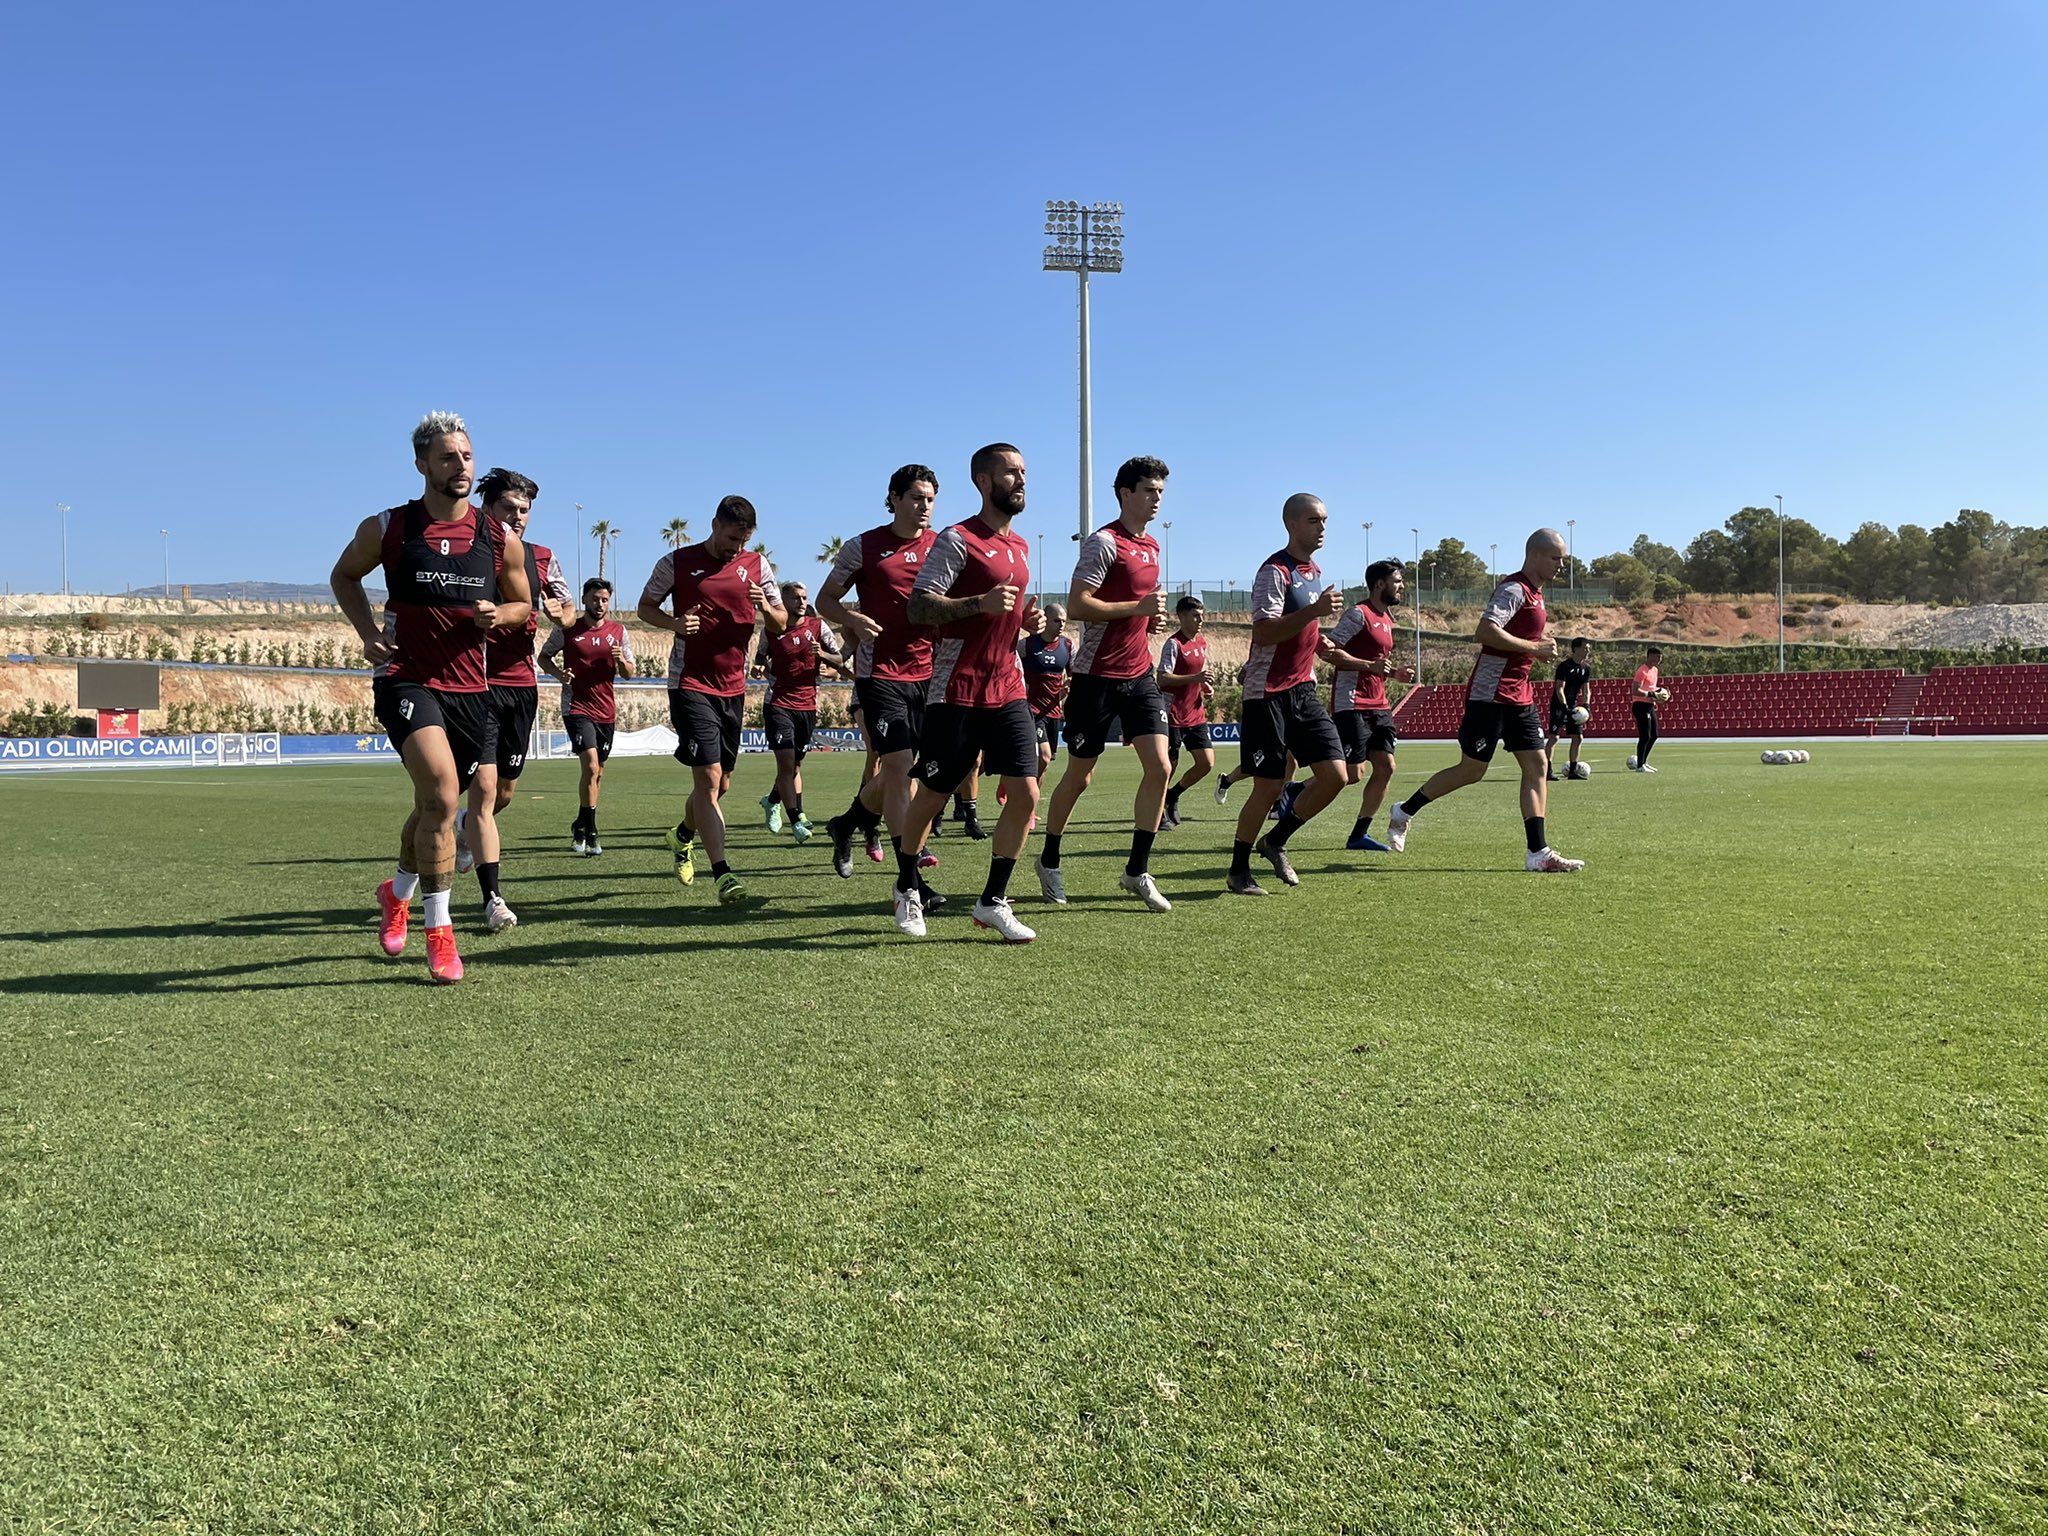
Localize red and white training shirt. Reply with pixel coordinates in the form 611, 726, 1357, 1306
761, 614, 837, 713
540, 618, 635, 724
485, 536, 572, 688
639, 544, 776, 698
1155, 631, 1210, 728
1242, 548, 1334, 700
1467, 572, 1548, 706
913, 515, 1031, 708
1070, 519, 1162, 679
1329, 602, 1397, 713
824, 523, 937, 683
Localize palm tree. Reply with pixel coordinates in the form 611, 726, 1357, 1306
819, 535, 845, 568
590, 519, 617, 581
663, 518, 691, 550
752, 540, 775, 570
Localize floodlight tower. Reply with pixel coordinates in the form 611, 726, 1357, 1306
1042, 200, 1124, 546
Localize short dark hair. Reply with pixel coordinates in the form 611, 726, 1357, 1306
887, 464, 939, 507
476, 467, 538, 508
713, 495, 757, 530
1114, 455, 1169, 493
1365, 558, 1402, 589
1646, 645, 1663, 657
1176, 594, 1204, 615
1570, 636, 1590, 650
970, 443, 1021, 482
583, 577, 612, 596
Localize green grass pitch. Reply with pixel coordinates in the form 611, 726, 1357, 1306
2, 741, 2043, 1532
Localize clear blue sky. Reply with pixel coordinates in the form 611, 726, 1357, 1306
2, 1, 2042, 596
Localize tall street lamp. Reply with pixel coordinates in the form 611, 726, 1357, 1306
57, 503, 70, 597
1775, 493, 1786, 673
1160, 520, 1172, 594
574, 503, 585, 590
1042, 200, 1123, 547
1490, 542, 1498, 586
1566, 518, 1576, 593
161, 529, 170, 598
1362, 521, 1373, 573
1410, 527, 1422, 681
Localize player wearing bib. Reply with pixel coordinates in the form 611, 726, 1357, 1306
1022, 606, 1072, 779
897, 443, 1048, 942
1227, 495, 1349, 895
331, 411, 532, 983
1629, 647, 1663, 772
458, 468, 575, 932
540, 577, 635, 854
1157, 597, 1216, 829
637, 495, 787, 906
1038, 456, 1175, 913
755, 580, 847, 843
1546, 637, 1593, 781
1322, 559, 1416, 852
1387, 529, 1585, 872
816, 466, 944, 898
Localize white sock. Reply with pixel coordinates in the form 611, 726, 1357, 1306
391, 869, 420, 901
423, 890, 451, 929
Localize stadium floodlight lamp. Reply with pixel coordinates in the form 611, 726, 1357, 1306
1042, 198, 1125, 542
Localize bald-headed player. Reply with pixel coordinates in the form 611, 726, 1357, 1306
1226, 494, 1350, 895
898, 443, 1047, 941
639, 495, 787, 905
332, 411, 532, 983
1386, 529, 1586, 872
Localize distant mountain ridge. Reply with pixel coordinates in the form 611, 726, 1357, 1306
117, 581, 385, 604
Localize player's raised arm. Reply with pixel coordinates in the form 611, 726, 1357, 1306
332, 514, 394, 663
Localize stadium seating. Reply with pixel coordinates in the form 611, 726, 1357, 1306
1914, 663, 2048, 734
1393, 668, 1909, 738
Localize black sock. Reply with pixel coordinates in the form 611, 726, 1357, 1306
1126, 829, 1155, 876
893, 838, 921, 893
789, 791, 803, 817
1041, 833, 1063, 869
712, 859, 731, 877
1351, 816, 1370, 841
982, 856, 1016, 904
477, 861, 501, 900
1230, 838, 1253, 876
583, 808, 598, 834
1399, 789, 1431, 817
1269, 810, 1305, 849
1525, 816, 1546, 854
1164, 788, 1181, 814
766, 785, 781, 806
675, 817, 694, 841
848, 797, 883, 833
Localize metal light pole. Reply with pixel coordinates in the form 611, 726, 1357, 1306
57, 503, 70, 597
1036, 533, 1045, 605
1774, 493, 1785, 672
1043, 200, 1124, 546
574, 503, 585, 591
161, 530, 170, 598
1161, 520, 1172, 594
1566, 518, 1576, 593
1362, 521, 1373, 575
1490, 542, 1498, 586
1411, 527, 1422, 681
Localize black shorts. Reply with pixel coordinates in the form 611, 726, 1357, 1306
765, 704, 816, 759
1337, 708, 1398, 764
1550, 701, 1582, 739
855, 678, 925, 757
1062, 673, 1170, 758
565, 713, 616, 763
1238, 682, 1344, 779
373, 677, 492, 790
488, 683, 540, 779
915, 699, 1038, 789
1032, 712, 1061, 754
1458, 699, 1547, 762
1167, 722, 1213, 761
669, 688, 744, 772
